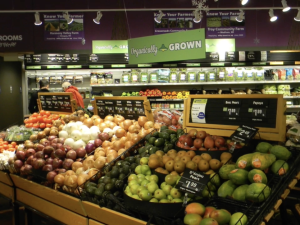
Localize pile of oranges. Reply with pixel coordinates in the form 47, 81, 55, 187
0, 139, 17, 153
24, 110, 60, 129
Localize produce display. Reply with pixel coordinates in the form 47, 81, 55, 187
24, 110, 60, 129
153, 109, 183, 131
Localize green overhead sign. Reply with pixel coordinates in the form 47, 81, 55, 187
92, 40, 128, 54
128, 29, 206, 64
205, 39, 235, 52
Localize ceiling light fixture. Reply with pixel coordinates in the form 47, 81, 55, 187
269, 9, 278, 22
281, 0, 290, 12
193, 10, 202, 23
295, 9, 300, 21
63, 11, 73, 24
236, 10, 244, 22
154, 10, 164, 23
241, 0, 248, 5
93, 11, 103, 24
34, 12, 42, 26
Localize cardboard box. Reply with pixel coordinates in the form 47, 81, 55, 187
0, 171, 13, 186
82, 201, 146, 225
16, 188, 88, 225
10, 174, 86, 216
0, 181, 14, 201
89, 219, 105, 225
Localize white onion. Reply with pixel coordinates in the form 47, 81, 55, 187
70, 130, 82, 141
59, 131, 69, 139
90, 126, 100, 133
103, 128, 114, 138
88, 140, 94, 144
79, 125, 89, 133
81, 130, 91, 142
75, 121, 83, 129
64, 138, 75, 148
73, 139, 86, 151
112, 126, 121, 133
66, 122, 77, 134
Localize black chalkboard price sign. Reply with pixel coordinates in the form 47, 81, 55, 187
230, 125, 259, 143
175, 169, 210, 196
38, 92, 75, 114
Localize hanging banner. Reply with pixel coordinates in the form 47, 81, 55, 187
44, 14, 84, 41
128, 29, 206, 64
154, 11, 194, 35
206, 11, 245, 39
92, 40, 128, 54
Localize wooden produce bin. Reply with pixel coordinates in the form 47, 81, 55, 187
16, 188, 88, 225
89, 219, 105, 225
82, 201, 146, 225
0, 181, 14, 201
0, 170, 13, 186
10, 174, 86, 216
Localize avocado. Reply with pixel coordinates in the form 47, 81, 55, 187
85, 182, 97, 189
148, 137, 156, 145
86, 186, 97, 195
105, 183, 115, 191
119, 173, 127, 180
151, 131, 159, 138
95, 188, 104, 198
154, 138, 165, 147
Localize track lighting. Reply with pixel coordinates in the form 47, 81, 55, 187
63, 12, 73, 24
281, 0, 290, 12
236, 10, 244, 22
154, 10, 164, 23
193, 10, 202, 23
34, 12, 42, 26
269, 9, 277, 22
241, 0, 248, 5
93, 11, 103, 24
295, 9, 300, 21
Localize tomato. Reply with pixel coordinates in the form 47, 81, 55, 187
45, 118, 52, 124
27, 123, 33, 128
46, 124, 52, 128
36, 116, 43, 123
24, 119, 29, 124
31, 117, 38, 123
45, 111, 51, 116
40, 110, 45, 115
25, 124, 31, 128
39, 123, 46, 129
11, 142, 16, 147
32, 113, 39, 117
3, 141, 8, 145
27, 118, 32, 123
3, 145, 8, 150
33, 123, 39, 128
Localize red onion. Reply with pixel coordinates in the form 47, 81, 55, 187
20, 166, 26, 176
66, 150, 77, 160
85, 143, 95, 154
35, 144, 44, 152
51, 138, 58, 144
57, 138, 65, 144
44, 146, 54, 155
14, 160, 23, 169
51, 151, 56, 159
99, 133, 109, 141
40, 138, 50, 146
94, 139, 103, 148
48, 136, 57, 142
76, 148, 86, 158
46, 158, 53, 165
52, 158, 63, 169
47, 171, 57, 183
26, 155, 34, 165
56, 143, 64, 150
43, 164, 53, 172
63, 159, 74, 170
16, 151, 25, 161
64, 145, 72, 152
35, 151, 44, 159
51, 143, 58, 149
25, 148, 36, 158
33, 158, 45, 170
24, 164, 33, 175
54, 149, 66, 159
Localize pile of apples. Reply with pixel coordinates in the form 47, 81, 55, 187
176, 130, 228, 151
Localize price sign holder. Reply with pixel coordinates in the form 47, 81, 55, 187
37, 92, 76, 114
91, 96, 154, 122
184, 94, 286, 142
175, 169, 210, 196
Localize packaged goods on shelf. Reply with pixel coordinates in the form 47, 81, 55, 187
169, 69, 178, 83
187, 71, 196, 82
74, 76, 83, 84
244, 68, 254, 81
63, 75, 73, 84
50, 76, 56, 84
131, 69, 139, 83
277, 84, 291, 96
216, 67, 226, 81
36, 76, 50, 84
140, 70, 149, 83
157, 69, 170, 83
96, 73, 105, 84
226, 67, 235, 81
293, 68, 300, 80
197, 71, 206, 82
149, 71, 158, 83
277, 69, 287, 80
254, 67, 265, 81
286, 68, 293, 80
122, 71, 131, 83
153, 109, 183, 129
206, 69, 216, 82
262, 85, 277, 94
105, 73, 113, 84
90, 73, 98, 85
234, 67, 245, 81
178, 69, 188, 83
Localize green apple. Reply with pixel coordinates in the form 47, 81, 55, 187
149, 175, 159, 183
138, 189, 152, 201
141, 179, 150, 187
135, 165, 142, 174
147, 182, 159, 194
167, 195, 173, 201
128, 180, 139, 187
159, 199, 170, 203
130, 183, 140, 195
131, 194, 141, 200
141, 165, 150, 175
140, 157, 149, 165
150, 198, 159, 203
136, 186, 146, 195
154, 189, 166, 200
162, 184, 173, 195
160, 182, 167, 189
137, 174, 145, 180
128, 174, 138, 182
145, 175, 151, 180
172, 198, 183, 203
170, 188, 182, 199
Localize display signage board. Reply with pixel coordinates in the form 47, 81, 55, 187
230, 125, 259, 143
154, 11, 194, 35
184, 95, 286, 142
92, 97, 154, 122
176, 169, 210, 196
205, 39, 235, 52
206, 11, 245, 39
128, 29, 206, 64
43, 14, 84, 41
92, 40, 128, 54
37, 92, 75, 114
